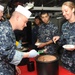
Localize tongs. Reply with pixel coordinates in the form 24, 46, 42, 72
38, 49, 47, 54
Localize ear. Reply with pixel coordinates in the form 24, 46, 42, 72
72, 8, 75, 13
16, 15, 19, 21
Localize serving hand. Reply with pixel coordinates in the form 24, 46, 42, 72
28, 49, 39, 58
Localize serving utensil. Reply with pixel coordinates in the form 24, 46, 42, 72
38, 49, 47, 54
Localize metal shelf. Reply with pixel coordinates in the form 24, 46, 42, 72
31, 6, 61, 11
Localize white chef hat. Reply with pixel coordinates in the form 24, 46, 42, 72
15, 5, 32, 19
0, 5, 4, 11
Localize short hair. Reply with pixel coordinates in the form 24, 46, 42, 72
40, 12, 49, 17
62, 1, 75, 10
35, 15, 41, 20
62, 1, 75, 14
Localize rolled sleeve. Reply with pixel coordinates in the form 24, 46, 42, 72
10, 50, 24, 65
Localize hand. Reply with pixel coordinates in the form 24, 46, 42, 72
53, 36, 60, 43
29, 49, 39, 58
16, 66, 21, 75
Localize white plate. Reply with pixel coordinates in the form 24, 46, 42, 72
62, 44, 75, 49
35, 42, 42, 46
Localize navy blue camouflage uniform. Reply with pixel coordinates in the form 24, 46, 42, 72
32, 25, 39, 46
0, 20, 24, 75
38, 21, 59, 54
57, 21, 75, 74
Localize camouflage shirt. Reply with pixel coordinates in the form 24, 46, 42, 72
38, 21, 59, 54
0, 20, 23, 75
58, 21, 75, 74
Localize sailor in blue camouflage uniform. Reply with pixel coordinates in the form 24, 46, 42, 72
0, 20, 17, 75
0, 5, 39, 75
37, 12, 59, 55
53, 1, 75, 74
0, 5, 4, 22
